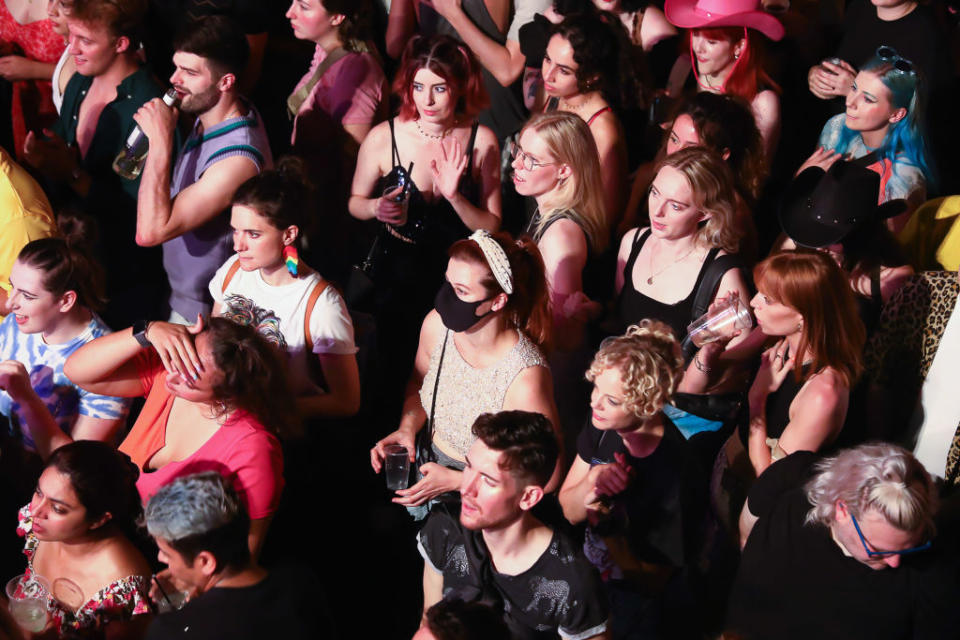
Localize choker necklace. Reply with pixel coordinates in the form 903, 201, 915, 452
416, 119, 452, 140
646, 241, 697, 285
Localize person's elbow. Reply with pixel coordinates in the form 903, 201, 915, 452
558, 490, 586, 525
490, 54, 525, 87
135, 229, 165, 247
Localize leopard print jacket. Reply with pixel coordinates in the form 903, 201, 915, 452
864, 271, 960, 485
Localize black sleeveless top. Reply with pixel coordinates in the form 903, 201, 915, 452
526, 209, 607, 301
739, 364, 814, 449
616, 228, 722, 341
855, 267, 883, 337
377, 118, 480, 252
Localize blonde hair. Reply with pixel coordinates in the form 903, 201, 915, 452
656, 146, 741, 253
523, 112, 608, 254
805, 443, 937, 537
585, 320, 684, 419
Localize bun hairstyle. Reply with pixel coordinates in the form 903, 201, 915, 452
17, 212, 107, 312
231, 157, 314, 248
47, 441, 142, 536
448, 232, 552, 349
319, 0, 373, 51
394, 35, 489, 122
586, 320, 684, 419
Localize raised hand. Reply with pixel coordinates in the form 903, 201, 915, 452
431, 137, 468, 201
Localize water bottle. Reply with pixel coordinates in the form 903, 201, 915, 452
113, 87, 179, 180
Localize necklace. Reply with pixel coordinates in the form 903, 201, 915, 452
646, 240, 697, 285
415, 119, 452, 140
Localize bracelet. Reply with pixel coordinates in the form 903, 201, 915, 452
694, 353, 712, 373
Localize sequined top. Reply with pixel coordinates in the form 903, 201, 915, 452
420, 330, 546, 458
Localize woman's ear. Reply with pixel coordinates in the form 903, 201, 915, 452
282, 225, 300, 246
698, 209, 713, 224
721, 147, 731, 161
331, 13, 346, 27
889, 107, 908, 124
557, 163, 572, 183
88, 511, 113, 532
490, 292, 509, 312
58, 290, 78, 314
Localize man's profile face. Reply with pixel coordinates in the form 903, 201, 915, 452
156, 536, 203, 591
834, 505, 926, 570
459, 439, 525, 532
171, 52, 221, 115
67, 18, 120, 77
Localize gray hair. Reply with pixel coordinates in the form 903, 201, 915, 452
804, 443, 938, 536
144, 472, 243, 543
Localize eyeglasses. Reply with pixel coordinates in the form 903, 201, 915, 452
875, 46, 916, 75
849, 512, 932, 558
510, 142, 555, 171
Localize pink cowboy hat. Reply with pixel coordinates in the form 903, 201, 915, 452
664, 0, 785, 41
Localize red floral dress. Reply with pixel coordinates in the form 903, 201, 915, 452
0, 3, 65, 158
15, 505, 151, 637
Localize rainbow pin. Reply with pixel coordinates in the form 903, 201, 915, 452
283, 245, 299, 277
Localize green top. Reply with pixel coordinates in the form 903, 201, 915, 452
52, 66, 166, 294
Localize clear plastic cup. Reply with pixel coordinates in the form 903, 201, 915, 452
687, 294, 754, 348
384, 444, 411, 491
6, 574, 50, 633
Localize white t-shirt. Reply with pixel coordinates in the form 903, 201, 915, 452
209, 255, 357, 395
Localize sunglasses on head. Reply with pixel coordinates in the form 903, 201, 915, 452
875, 46, 916, 75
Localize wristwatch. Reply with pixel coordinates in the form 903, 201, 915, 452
132, 319, 152, 347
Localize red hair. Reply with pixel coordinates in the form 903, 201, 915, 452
689, 27, 780, 103
753, 250, 864, 387
393, 35, 489, 122
448, 232, 551, 349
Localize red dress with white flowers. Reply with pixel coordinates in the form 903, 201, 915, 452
14, 505, 151, 637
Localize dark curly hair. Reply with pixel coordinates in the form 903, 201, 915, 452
551, 12, 643, 111
205, 317, 299, 438
667, 92, 767, 203
471, 411, 558, 487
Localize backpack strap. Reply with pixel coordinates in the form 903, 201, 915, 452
682, 253, 745, 360
303, 277, 330, 349
220, 259, 243, 294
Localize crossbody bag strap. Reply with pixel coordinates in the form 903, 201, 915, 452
423, 329, 450, 458
287, 47, 350, 120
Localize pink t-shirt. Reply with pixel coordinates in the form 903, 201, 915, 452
118, 352, 284, 520
290, 44, 386, 146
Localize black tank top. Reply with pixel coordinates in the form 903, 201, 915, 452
616, 228, 721, 341
739, 363, 813, 448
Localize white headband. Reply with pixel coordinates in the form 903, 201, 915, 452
470, 230, 513, 294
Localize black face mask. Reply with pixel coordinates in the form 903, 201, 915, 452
434, 281, 495, 333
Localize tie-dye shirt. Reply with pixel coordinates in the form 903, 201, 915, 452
0, 314, 130, 451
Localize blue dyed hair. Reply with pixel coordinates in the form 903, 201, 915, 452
831, 54, 935, 190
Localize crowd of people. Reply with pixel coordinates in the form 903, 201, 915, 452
0, 0, 957, 637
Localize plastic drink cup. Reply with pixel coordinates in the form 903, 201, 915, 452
384, 444, 411, 491
687, 294, 754, 348
6, 574, 50, 633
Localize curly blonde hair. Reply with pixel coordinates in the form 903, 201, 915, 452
585, 320, 684, 419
